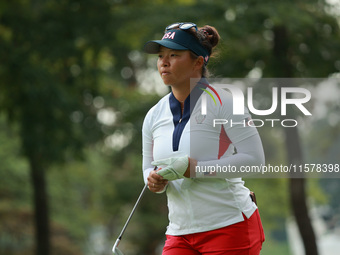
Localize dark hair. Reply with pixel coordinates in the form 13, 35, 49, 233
187, 25, 221, 77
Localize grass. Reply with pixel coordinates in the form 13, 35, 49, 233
260, 238, 291, 255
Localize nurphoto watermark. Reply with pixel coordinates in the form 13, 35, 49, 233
189, 78, 340, 179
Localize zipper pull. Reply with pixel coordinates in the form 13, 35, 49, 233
179, 118, 182, 123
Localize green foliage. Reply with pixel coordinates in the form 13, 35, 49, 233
0, 0, 114, 164
260, 237, 292, 255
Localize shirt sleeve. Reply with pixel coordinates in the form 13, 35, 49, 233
142, 107, 168, 193
196, 87, 265, 178
142, 109, 154, 184
196, 133, 265, 178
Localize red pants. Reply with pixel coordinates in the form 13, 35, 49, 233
162, 209, 265, 255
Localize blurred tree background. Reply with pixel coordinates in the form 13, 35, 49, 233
0, 0, 340, 255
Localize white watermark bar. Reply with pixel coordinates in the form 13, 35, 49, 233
191, 163, 340, 179
189, 78, 340, 179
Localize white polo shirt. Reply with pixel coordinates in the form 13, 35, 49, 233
142, 83, 265, 236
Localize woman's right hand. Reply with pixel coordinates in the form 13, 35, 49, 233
147, 169, 168, 193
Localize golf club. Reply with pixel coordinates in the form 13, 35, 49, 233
112, 183, 148, 255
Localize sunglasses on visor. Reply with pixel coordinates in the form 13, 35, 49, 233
166, 22, 197, 31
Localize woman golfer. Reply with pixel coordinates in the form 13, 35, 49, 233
142, 22, 265, 255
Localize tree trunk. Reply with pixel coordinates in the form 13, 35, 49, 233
285, 127, 318, 255
273, 25, 318, 255
29, 155, 50, 255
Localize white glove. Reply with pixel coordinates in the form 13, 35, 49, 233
151, 156, 189, 181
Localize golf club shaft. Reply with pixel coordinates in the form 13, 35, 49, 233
117, 183, 148, 240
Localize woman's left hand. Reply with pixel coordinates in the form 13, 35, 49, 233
152, 156, 189, 181
151, 156, 198, 180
